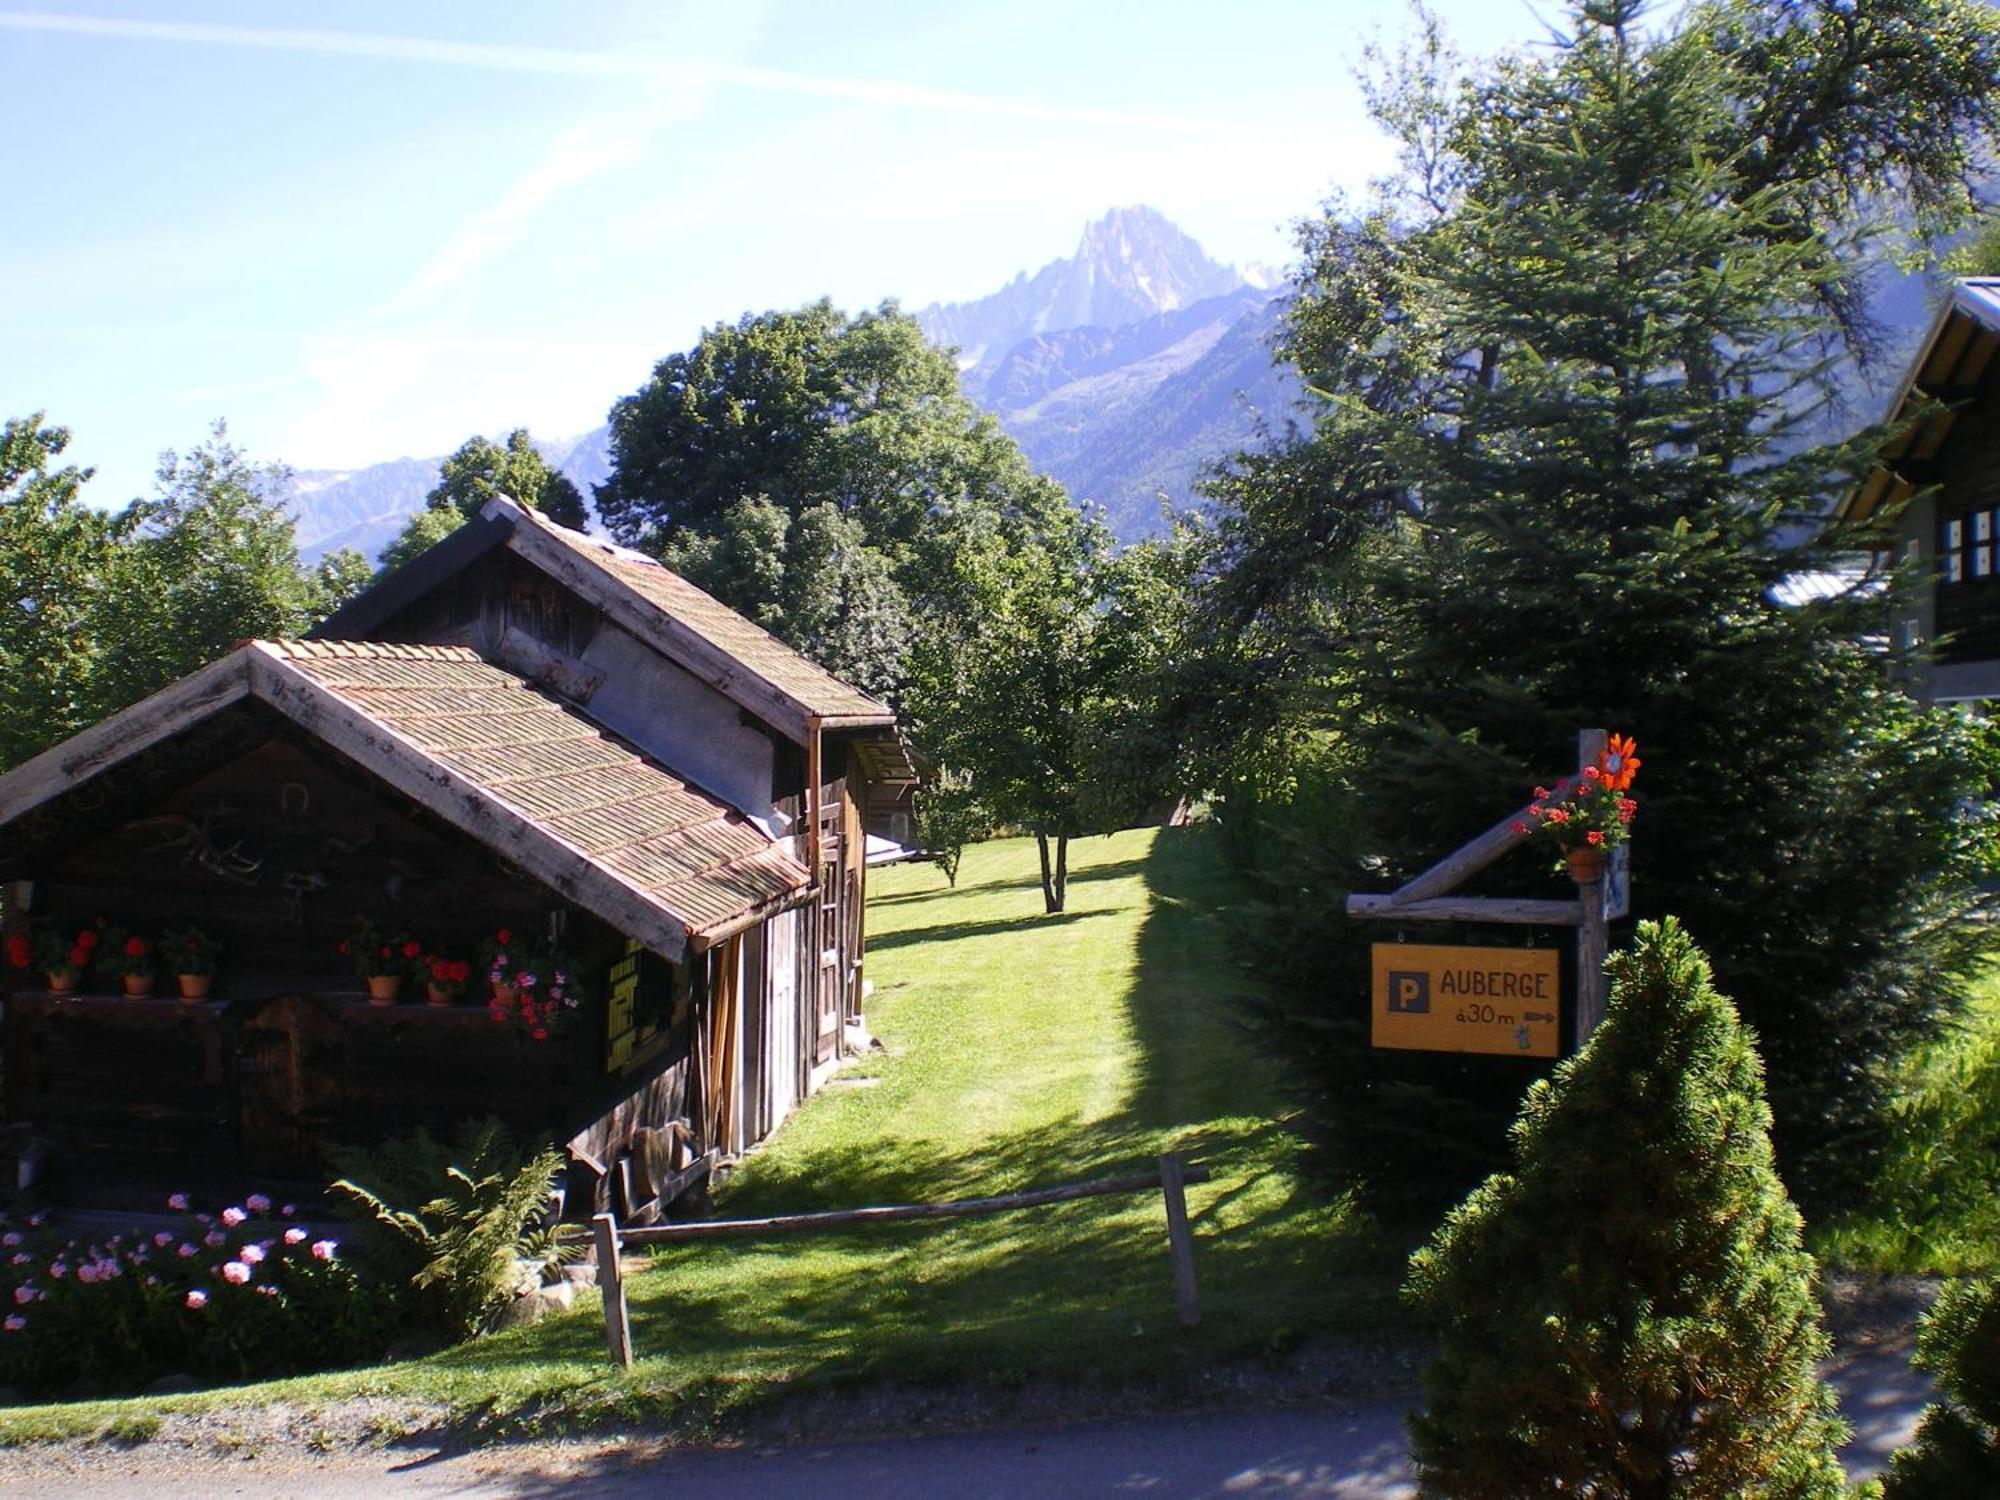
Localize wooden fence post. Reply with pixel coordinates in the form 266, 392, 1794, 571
1158, 1152, 1200, 1328
593, 1211, 633, 1369
1574, 728, 1610, 1041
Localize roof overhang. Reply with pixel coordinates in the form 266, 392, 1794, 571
0, 643, 816, 962
1838, 279, 2000, 531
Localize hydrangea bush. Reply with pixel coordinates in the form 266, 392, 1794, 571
0, 1193, 398, 1395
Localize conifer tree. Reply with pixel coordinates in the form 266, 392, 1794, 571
1405, 918, 1847, 1498
1209, 0, 2000, 1206
1881, 1276, 2000, 1495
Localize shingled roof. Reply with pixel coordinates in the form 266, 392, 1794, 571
0, 641, 813, 958
315, 498, 898, 745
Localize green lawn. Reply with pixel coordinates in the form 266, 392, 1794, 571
0, 827, 1390, 1443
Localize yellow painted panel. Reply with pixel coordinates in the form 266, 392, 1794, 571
1371, 943, 1561, 1058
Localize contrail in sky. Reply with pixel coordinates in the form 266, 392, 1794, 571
0, 11, 1267, 139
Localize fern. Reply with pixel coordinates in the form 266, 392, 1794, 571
330, 1119, 581, 1339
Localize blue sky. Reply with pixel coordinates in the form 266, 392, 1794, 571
2, 1, 1555, 502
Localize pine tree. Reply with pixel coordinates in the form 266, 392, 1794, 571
1881, 1276, 2000, 1495
1209, 0, 2000, 1207
1406, 918, 1848, 1498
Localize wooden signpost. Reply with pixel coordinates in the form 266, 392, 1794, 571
1346, 729, 1622, 1050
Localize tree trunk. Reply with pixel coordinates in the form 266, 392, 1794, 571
1053, 834, 1068, 913
1034, 831, 1068, 913
1036, 831, 1055, 912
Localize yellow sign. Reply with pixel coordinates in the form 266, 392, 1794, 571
1371, 943, 1560, 1058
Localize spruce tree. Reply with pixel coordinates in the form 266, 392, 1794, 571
1405, 918, 1847, 1499
1881, 1276, 2000, 1495
1209, 0, 2000, 1207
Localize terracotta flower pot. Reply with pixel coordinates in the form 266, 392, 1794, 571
365, 974, 403, 1005
178, 974, 212, 1002
426, 982, 454, 1008
490, 978, 518, 1004
122, 973, 155, 999
1565, 845, 1607, 885
46, 971, 78, 997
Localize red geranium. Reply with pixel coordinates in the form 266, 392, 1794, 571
5, 933, 30, 969
123, 936, 148, 959
77, 930, 98, 952
401, 940, 422, 960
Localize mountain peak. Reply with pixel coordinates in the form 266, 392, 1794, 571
916, 207, 1247, 368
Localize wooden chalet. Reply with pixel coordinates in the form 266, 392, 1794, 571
0, 498, 915, 1217
1840, 277, 2000, 703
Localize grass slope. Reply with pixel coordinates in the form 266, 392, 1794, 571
0, 827, 1387, 1443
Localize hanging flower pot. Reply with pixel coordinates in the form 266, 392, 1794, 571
1564, 846, 1606, 885
365, 974, 403, 1005
177, 974, 212, 1002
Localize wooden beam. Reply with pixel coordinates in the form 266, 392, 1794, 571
244, 645, 692, 963
1573, 728, 1611, 1042
617, 1162, 1213, 1245
1159, 1152, 1200, 1328
1347, 893, 1583, 925
0, 652, 252, 828
592, 1213, 633, 1369
1386, 809, 1533, 906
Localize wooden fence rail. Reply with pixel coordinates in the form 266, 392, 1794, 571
591, 1152, 1213, 1369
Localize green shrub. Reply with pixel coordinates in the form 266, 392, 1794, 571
1881, 1276, 2000, 1496
331, 1119, 581, 1340
1404, 919, 1848, 1497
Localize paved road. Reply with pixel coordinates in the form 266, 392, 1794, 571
0, 1351, 1928, 1500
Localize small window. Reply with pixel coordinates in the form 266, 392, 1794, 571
1945, 519, 1968, 583
1976, 544, 1991, 579
1977, 511, 1991, 543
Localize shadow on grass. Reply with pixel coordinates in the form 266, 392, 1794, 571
866, 907, 1115, 953
418, 832, 1386, 1403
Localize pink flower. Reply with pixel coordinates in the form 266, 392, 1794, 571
245, 1193, 272, 1214
145, 1276, 159, 1287
166, 1193, 189, 1212
177, 1243, 197, 1258
280, 1204, 296, 1218
238, 1243, 265, 1265
9, 1253, 27, 1266
1, 1232, 20, 1247
12, 1285, 34, 1306
204, 1230, 226, 1249
310, 1240, 338, 1262
220, 1207, 246, 1228
3, 1315, 23, 1331
47, 1262, 65, 1279
185, 1289, 208, 1309
221, 1261, 252, 1285
283, 1227, 307, 1246
195, 1212, 212, 1225
76, 1264, 98, 1284
255, 1284, 279, 1298
154, 1231, 174, 1248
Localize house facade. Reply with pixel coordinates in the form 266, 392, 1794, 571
1841, 278, 2000, 703
0, 499, 914, 1219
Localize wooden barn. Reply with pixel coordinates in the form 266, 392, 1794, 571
0, 498, 914, 1217
1840, 276, 2000, 703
